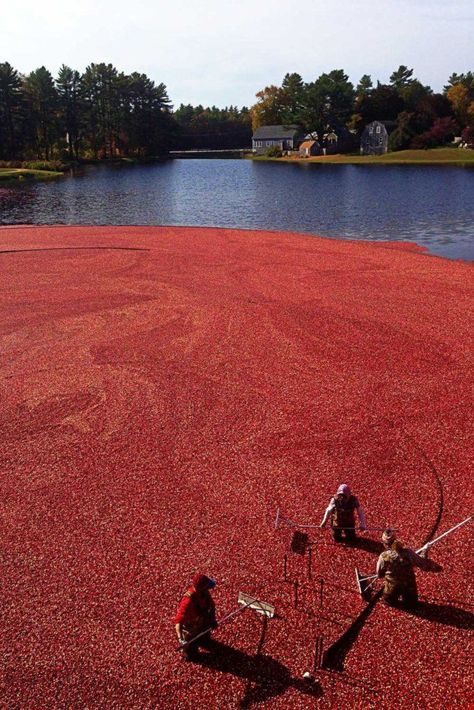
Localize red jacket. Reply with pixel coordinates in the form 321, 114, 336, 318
174, 587, 215, 627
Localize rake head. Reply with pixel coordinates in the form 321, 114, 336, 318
237, 592, 275, 618
355, 567, 374, 602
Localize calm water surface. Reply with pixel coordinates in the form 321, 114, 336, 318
1, 159, 473, 260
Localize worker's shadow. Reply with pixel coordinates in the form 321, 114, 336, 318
194, 641, 323, 706
405, 601, 474, 630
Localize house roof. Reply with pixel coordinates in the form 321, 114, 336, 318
299, 140, 318, 149
253, 125, 301, 140
364, 120, 397, 132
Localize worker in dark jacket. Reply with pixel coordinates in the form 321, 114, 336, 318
320, 483, 367, 542
376, 528, 428, 608
174, 573, 217, 660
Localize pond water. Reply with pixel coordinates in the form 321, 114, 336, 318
1, 159, 473, 260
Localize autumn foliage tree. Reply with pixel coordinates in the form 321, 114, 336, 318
447, 84, 470, 127
250, 65, 474, 152
250, 85, 286, 130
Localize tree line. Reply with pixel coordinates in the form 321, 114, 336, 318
173, 104, 252, 150
2, 61, 474, 161
0, 61, 252, 162
250, 66, 474, 149
0, 62, 178, 161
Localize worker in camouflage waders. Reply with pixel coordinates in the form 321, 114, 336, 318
320, 483, 367, 542
376, 529, 428, 608
174, 573, 218, 661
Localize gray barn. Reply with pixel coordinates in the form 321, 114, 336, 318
252, 125, 302, 154
360, 121, 389, 155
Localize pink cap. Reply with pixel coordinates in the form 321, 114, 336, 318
337, 483, 351, 497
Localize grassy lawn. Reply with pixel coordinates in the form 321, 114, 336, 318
252, 148, 474, 165
0, 168, 63, 181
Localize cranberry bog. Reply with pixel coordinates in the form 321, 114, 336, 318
1, 225, 473, 709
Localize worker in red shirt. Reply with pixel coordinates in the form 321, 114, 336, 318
174, 573, 218, 660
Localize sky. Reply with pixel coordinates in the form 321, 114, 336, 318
2, 0, 473, 109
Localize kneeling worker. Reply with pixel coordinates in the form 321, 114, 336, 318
175, 573, 218, 660
377, 528, 428, 608
320, 483, 367, 542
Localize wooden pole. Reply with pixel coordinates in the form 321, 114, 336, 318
313, 635, 324, 671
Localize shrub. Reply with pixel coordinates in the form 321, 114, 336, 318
0, 160, 68, 172
411, 117, 458, 149
461, 126, 474, 146
388, 125, 414, 151
265, 145, 282, 158
0, 160, 22, 168
23, 160, 68, 172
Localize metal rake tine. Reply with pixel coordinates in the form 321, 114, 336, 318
359, 573, 378, 582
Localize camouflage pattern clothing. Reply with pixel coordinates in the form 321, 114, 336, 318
321, 484, 367, 542
376, 542, 427, 607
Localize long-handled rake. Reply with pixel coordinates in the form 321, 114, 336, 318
275, 507, 390, 532
275, 508, 321, 530
176, 591, 275, 652
355, 513, 473, 600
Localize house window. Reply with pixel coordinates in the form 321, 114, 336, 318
266, 141, 272, 146
376, 126, 381, 134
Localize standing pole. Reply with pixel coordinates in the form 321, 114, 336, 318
314, 636, 324, 671
274, 507, 280, 530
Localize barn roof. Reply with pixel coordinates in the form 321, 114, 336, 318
253, 125, 301, 140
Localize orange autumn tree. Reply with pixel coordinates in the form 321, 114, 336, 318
250, 85, 285, 131
447, 84, 470, 127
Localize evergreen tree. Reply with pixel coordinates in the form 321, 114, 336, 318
302, 70, 355, 136
389, 65, 415, 89
356, 74, 373, 98
56, 65, 83, 159
357, 82, 404, 124
123, 73, 173, 155
23, 66, 59, 159
0, 62, 25, 159
82, 63, 120, 158
280, 72, 305, 125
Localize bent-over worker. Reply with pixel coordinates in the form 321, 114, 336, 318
377, 528, 428, 608
174, 573, 217, 661
320, 483, 367, 542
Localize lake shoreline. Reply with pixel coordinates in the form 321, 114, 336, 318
250, 147, 474, 166
1, 222, 471, 265
0, 168, 63, 182
2, 160, 472, 261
